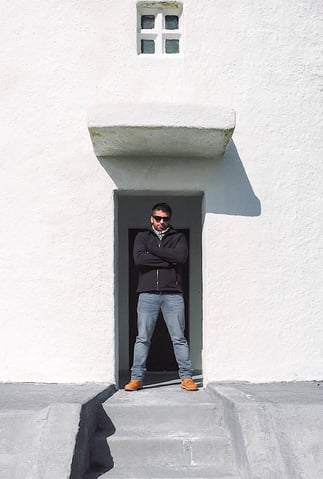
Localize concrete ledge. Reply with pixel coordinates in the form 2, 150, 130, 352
88, 103, 235, 159
207, 382, 323, 479
0, 383, 115, 479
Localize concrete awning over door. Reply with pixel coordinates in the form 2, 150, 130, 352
87, 103, 235, 159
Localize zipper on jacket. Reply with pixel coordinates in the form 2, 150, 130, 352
156, 239, 161, 291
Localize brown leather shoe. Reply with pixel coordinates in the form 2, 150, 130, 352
181, 378, 198, 391
124, 379, 143, 391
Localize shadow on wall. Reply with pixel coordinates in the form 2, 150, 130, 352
205, 141, 261, 217
98, 140, 261, 217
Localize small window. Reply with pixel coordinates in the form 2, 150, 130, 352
137, 3, 182, 55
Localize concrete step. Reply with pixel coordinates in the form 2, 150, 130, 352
100, 388, 224, 436
87, 386, 237, 478
101, 402, 222, 436
86, 464, 239, 478
91, 434, 232, 467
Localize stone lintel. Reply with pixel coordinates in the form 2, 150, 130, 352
88, 103, 235, 159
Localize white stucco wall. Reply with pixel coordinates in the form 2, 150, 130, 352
0, 0, 322, 383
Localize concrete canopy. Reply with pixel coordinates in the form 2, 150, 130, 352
88, 103, 235, 159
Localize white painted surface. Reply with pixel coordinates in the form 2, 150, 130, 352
0, 0, 322, 383
88, 103, 235, 128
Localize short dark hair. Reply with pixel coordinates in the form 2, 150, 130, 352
152, 202, 172, 217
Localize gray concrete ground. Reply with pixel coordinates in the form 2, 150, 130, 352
208, 381, 323, 479
0, 382, 114, 479
0, 379, 322, 479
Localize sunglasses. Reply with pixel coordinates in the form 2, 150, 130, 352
153, 215, 170, 222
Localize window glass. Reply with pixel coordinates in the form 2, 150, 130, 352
165, 39, 179, 54
141, 39, 155, 54
165, 15, 178, 30
141, 15, 155, 29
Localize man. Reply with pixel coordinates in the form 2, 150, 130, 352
125, 202, 198, 391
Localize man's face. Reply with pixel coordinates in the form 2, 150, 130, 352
150, 209, 171, 231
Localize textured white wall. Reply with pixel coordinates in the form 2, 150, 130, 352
0, 0, 322, 382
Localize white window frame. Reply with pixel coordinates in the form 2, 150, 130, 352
137, 2, 183, 55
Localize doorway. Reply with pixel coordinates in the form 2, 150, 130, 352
116, 193, 203, 380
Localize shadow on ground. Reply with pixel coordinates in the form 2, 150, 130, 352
87, 405, 116, 478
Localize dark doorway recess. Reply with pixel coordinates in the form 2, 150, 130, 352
128, 229, 189, 371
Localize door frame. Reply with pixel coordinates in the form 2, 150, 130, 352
114, 192, 203, 383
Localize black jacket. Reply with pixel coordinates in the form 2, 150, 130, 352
133, 227, 188, 294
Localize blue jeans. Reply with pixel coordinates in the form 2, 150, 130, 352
131, 293, 192, 380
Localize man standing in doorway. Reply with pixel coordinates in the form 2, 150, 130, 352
125, 202, 198, 391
